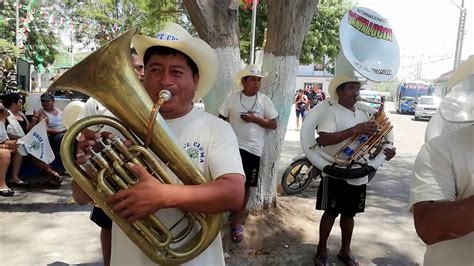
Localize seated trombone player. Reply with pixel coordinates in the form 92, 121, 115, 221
71, 23, 245, 265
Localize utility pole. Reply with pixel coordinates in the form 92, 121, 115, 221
70, 21, 74, 67
15, 0, 20, 47
249, 0, 258, 64
452, 0, 466, 69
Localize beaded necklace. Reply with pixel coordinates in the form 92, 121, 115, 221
240, 91, 258, 112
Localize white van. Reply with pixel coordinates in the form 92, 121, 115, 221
414, 96, 441, 120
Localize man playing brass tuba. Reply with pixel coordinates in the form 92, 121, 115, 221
314, 76, 396, 266
72, 23, 245, 265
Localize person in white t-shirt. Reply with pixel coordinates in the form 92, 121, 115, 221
218, 64, 278, 243
35, 92, 67, 155
72, 23, 245, 266
409, 56, 474, 266
314, 76, 396, 266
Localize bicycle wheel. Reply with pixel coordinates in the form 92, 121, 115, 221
281, 159, 317, 194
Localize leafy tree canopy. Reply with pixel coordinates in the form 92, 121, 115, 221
238, 2, 267, 64
238, 0, 350, 71
301, 0, 351, 72
58, 0, 183, 47
0, 0, 60, 72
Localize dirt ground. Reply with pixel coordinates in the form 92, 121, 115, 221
221, 175, 424, 266
222, 188, 321, 266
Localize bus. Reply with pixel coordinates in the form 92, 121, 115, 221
395, 81, 434, 114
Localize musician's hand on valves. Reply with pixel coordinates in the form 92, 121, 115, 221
106, 162, 169, 223
383, 147, 396, 161
354, 121, 377, 135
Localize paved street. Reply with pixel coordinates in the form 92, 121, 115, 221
0, 102, 429, 265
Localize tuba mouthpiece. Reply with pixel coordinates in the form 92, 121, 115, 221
159, 90, 172, 102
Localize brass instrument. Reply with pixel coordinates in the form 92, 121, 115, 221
311, 6, 397, 178
48, 29, 223, 264
334, 99, 393, 166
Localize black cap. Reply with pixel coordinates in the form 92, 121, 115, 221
40, 92, 54, 101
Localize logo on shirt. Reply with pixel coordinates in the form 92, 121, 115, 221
183, 141, 205, 165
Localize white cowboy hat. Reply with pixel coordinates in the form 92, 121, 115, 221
234, 64, 268, 87
439, 55, 474, 123
328, 74, 365, 102
132, 23, 218, 100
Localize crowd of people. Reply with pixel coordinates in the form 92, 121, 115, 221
0, 91, 66, 196
294, 84, 326, 129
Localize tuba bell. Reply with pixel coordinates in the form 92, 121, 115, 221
48, 29, 223, 264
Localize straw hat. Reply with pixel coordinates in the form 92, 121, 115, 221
328, 74, 365, 102
439, 55, 474, 123
132, 23, 218, 100
234, 64, 268, 87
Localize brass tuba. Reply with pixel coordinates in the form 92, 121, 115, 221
48, 29, 223, 264
300, 6, 397, 180
331, 6, 398, 169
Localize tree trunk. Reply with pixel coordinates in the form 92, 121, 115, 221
184, 0, 242, 115
249, 0, 319, 214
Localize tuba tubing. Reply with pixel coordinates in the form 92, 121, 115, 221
300, 99, 393, 176
49, 29, 223, 264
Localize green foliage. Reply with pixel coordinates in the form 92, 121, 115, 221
138, 0, 185, 37
59, 0, 183, 46
0, 1, 17, 43
239, 2, 267, 64
0, 0, 59, 72
0, 39, 20, 59
0, 39, 20, 93
300, 0, 351, 72
238, 0, 349, 69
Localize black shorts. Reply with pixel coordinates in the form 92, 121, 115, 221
239, 149, 260, 187
90, 206, 112, 229
316, 176, 366, 216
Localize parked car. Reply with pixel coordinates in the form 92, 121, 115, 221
414, 96, 441, 120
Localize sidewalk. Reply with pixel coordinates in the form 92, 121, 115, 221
0, 121, 302, 266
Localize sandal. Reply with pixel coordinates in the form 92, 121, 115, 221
46, 170, 63, 188
0, 188, 15, 197
337, 253, 359, 266
7, 179, 28, 187
230, 226, 244, 243
314, 253, 328, 266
